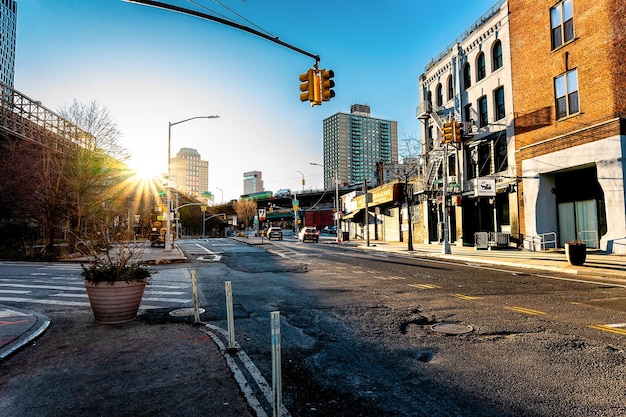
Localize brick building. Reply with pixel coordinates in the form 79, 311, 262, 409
509, 0, 626, 252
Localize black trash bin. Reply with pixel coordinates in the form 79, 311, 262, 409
342, 231, 349, 242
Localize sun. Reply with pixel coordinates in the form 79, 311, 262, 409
127, 155, 163, 181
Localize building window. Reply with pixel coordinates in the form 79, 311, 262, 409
551, 0, 574, 50
492, 40, 502, 71
554, 68, 579, 119
436, 83, 443, 107
478, 96, 488, 127
426, 90, 432, 110
494, 87, 505, 121
463, 104, 472, 124
447, 75, 453, 101
476, 52, 486, 81
463, 63, 471, 90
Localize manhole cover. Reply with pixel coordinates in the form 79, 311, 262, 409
431, 323, 473, 335
169, 307, 205, 317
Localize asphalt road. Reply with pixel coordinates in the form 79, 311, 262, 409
180, 237, 626, 417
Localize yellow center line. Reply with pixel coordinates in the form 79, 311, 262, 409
451, 293, 481, 300
408, 283, 441, 289
590, 324, 626, 336
504, 306, 547, 316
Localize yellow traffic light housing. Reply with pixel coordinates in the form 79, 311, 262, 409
299, 69, 314, 102
320, 69, 335, 102
442, 121, 453, 143
453, 121, 462, 142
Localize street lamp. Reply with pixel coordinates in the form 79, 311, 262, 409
297, 170, 305, 191
166, 115, 219, 251
310, 162, 341, 243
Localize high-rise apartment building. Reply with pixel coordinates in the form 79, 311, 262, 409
169, 148, 208, 198
0, 0, 16, 88
323, 104, 398, 189
243, 171, 264, 195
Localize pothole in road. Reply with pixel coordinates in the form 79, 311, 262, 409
400, 316, 437, 334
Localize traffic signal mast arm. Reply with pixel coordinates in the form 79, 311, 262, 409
126, 0, 320, 64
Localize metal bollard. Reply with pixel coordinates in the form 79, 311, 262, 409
225, 281, 236, 350
271, 311, 282, 417
191, 270, 201, 324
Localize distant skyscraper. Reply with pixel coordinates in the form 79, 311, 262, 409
0, 0, 17, 87
322, 104, 398, 189
243, 171, 264, 195
169, 148, 209, 198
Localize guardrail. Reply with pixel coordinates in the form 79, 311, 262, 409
523, 232, 557, 251
475, 231, 511, 249
578, 230, 599, 249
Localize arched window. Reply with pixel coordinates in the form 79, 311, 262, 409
436, 83, 443, 107
492, 40, 503, 71
476, 52, 486, 81
447, 75, 453, 101
463, 63, 471, 90
426, 90, 433, 111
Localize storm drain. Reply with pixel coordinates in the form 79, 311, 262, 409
169, 307, 205, 317
431, 322, 473, 335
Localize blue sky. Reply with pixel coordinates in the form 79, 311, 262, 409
16, 0, 499, 202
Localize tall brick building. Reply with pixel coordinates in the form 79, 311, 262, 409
509, 0, 626, 252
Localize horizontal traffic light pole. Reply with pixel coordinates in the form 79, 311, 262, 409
126, 0, 321, 64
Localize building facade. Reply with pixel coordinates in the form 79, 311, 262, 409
243, 170, 264, 195
169, 147, 209, 198
323, 104, 398, 190
418, 0, 517, 245
0, 0, 16, 88
509, 0, 626, 253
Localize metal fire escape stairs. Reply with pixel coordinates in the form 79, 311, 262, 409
417, 102, 459, 192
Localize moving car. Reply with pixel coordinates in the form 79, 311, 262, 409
298, 226, 319, 243
267, 227, 283, 240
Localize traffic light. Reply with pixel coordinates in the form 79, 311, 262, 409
452, 121, 462, 142
320, 69, 335, 102
299, 69, 314, 102
442, 121, 454, 143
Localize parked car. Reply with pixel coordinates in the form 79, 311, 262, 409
323, 225, 337, 235
267, 227, 283, 240
298, 226, 319, 243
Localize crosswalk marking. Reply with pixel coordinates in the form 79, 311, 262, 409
0, 267, 193, 309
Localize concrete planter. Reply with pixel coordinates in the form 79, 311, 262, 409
84, 280, 147, 324
565, 243, 586, 266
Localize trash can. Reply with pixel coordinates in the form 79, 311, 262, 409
342, 231, 349, 242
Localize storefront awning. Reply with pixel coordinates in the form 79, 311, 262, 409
342, 209, 362, 221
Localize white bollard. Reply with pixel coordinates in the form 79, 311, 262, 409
191, 270, 201, 324
271, 311, 282, 417
225, 281, 236, 350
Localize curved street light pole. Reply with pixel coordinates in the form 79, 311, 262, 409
166, 115, 220, 252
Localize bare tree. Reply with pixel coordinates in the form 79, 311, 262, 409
59, 100, 129, 249
398, 133, 423, 251
233, 199, 257, 236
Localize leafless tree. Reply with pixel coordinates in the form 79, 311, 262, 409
233, 199, 257, 235
398, 133, 424, 251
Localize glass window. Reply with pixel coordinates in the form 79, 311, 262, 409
476, 52, 486, 81
494, 87, 505, 121
554, 69, 579, 119
478, 96, 488, 127
551, 0, 575, 49
463, 63, 471, 90
447, 75, 453, 101
492, 40, 502, 71
436, 83, 443, 107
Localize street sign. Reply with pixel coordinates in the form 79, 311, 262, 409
258, 209, 266, 220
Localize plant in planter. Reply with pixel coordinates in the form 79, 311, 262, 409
565, 240, 586, 266
80, 231, 152, 324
